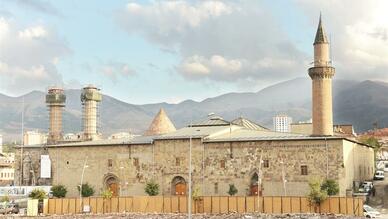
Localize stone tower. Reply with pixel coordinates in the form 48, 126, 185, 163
308, 15, 335, 136
81, 85, 102, 140
46, 87, 66, 144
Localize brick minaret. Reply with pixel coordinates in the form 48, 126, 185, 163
308, 15, 335, 136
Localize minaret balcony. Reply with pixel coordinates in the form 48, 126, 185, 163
308, 66, 335, 79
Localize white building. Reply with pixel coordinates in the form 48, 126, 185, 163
108, 132, 136, 140
0, 134, 2, 153
0, 153, 14, 185
23, 131, 47, 146
273, 114, 292, 133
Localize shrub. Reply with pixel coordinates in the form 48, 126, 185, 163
227, 184, 238, 196
29, 189, 47, 201
308, 178, 327, 205
77, 183, 95, 197
0, 196, 9, 203
192, 186, 202, 201
51, 185, 67, 198
321, 179, 339, 196
101, 188, 113, 199
145, 181, 159, 196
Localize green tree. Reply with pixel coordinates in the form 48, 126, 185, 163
227, 184, 238, 196
308, 178, 327, 205
77, 183, 95, 197
321, 179, 339, 196
51, 185, 67, 198
359, 136, 382, 167
145, 181, 159, 196
29, 189, 47, 201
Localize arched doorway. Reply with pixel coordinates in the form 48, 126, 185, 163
171, 176, 186, 195
104, 174, 119, 197
250, 172, 259, 196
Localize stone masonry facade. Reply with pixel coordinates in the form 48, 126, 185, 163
12, 137, 373, 198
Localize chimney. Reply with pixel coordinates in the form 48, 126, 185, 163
46, 87, 66, 144
81, 85, 102, 141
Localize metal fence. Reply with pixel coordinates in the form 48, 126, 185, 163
43, 196, 363, 216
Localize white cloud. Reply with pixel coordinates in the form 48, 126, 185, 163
0, 17, 70, 94
100, 61, 136, 83
295, 0, 388, 81
19, 26, 47, 39
117, 1, 306, 85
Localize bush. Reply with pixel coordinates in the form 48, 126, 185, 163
51, 185, 67, 198
145, 181, 159, 196
29, 189, 47, 201
308, 178, 327, 205
321, 179, 339, 196
0, 196, 9, 203
101, 188, 113, 199
227, 184, 238, 196
77, 183, 95, 197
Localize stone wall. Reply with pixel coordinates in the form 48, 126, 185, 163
14, 146, 51, 186
45, 138, 374, 198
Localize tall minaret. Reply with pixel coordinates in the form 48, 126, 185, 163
308, 15, 335, 136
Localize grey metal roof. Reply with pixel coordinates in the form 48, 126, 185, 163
231, 117, 269, 131
47, 135, 154, 147
190, 116, 231, 127
155, 126, 231, 140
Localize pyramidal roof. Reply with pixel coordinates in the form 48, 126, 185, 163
144, 108, 176, 136
314, 14, 328, 45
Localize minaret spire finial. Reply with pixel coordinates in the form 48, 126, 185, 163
314, 13, 328, 45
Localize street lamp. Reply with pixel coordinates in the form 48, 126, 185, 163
280, 160, 286, 196
257, 150, 263, 213
79, 156, 89, 212
119, 166, 124, 196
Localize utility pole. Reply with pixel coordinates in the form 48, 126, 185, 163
188, 135, 192, 219
80, 156, 88, 213
280, 160, 287, 196
20, 97, 24, 186
257, 149, 263, 213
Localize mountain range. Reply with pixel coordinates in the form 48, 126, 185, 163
1, 77, 387, 141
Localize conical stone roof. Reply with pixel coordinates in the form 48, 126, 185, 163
144, 108, 176, 136
314, 14, 328, 45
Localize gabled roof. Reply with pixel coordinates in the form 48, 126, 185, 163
190, 116, 230, 127
314, 14, 328, 45
231, 117, 269, 131
144, 108, 176, 136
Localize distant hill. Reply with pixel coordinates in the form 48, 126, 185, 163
1, 77, 387, 141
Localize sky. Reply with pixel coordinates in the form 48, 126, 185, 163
0, 0, 388, 104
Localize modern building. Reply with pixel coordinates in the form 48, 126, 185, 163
23, 131, 47, 146
0, 134, 2, 153
273, 114, 292, 133
0, 153, 15, 186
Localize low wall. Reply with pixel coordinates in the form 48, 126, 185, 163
44, 196, 363, 216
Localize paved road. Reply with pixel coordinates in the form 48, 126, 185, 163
368, 171, 388, 218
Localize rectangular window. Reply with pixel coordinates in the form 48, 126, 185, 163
108, 159, 113, 167
214, 182, 218, 194
263, 160, 269, 168
301, 165, 308, 175
220, 159, 225, 168
176, 157, 180, 166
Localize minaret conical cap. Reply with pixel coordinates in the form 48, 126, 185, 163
314, 14, 328, 45
144, 108, 176, 135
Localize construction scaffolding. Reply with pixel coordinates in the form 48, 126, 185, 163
81, 85, 102, 141
46, 87, 66, 144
